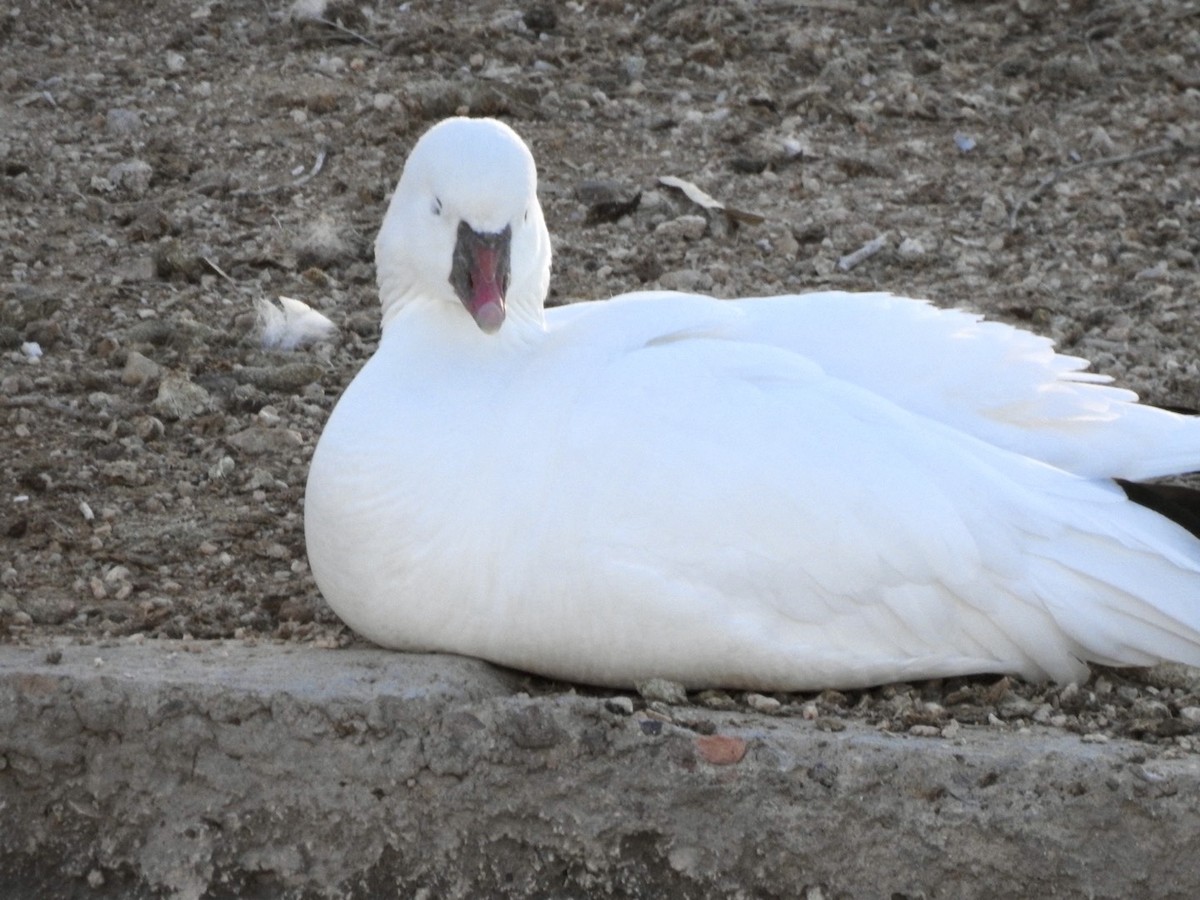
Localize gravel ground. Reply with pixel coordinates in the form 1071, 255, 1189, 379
2, 1, 1200, 754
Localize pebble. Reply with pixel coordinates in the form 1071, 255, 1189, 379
234, 363, 324, 392
105, 108, 141, 135
897, 236, 926, 259
980, 193, 1007, 226
655, 269, 712, 293
153, 374, 212, 420
694, 734, 748, 766
107, 160, 154, 199
1179, 707, 1200, 724
604, 696, 634, 715
226, 424, 304, 456
745, 693, 782, 714
654, 214, 708, 242
635, 677, 688, 705
134, 415, 165, 441
121, 350, 162, 386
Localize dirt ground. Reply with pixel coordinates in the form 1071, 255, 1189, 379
2, 1, 1200, 751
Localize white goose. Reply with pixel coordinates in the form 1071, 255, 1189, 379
305, 117, 1200, 691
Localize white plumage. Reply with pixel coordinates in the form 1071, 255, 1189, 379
257, 295, 337, 350
304, 117, 1200, 691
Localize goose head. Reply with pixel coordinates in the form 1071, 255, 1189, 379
375, 117, 552, 335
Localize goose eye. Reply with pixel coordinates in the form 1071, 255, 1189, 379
432, 198, 442, 216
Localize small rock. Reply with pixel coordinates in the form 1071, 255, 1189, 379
897, 236, 926, 259
694, 734, 747, 766
1133, 261, 1169, 281
208, 456, 235, 480
604, 696, 634, 715
636, 677, 688, 705
654, 215, 708, 242
745, 693, 782, 714
505, 705, 565, 749
1179, 707, 1200, 723
695, 690, 737, 710
909, 724, 940, 737
980, 193, 1007, 227
105, 108, 141, 135
134, 415, 165, 441
107, 160, 153, 199
121, 350, 161, 386
655, 269, 712, 293
152, 373, 212, 421
523, 6, 557, 33
226, 424, 304, 456
574, 179, 626, 205
234, 363, 324, 393
153, 240, 205, 283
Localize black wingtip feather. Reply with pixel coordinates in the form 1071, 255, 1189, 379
1117, 479, 1200, 541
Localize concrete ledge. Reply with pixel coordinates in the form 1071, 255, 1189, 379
3, 641, 1199, 898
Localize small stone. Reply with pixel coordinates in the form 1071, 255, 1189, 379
105, 108, 141, 135
1179, 707, 1200, 723
505, 705, 564, 749
121, 350, 161, 386
654, 214, 708, 242
897, 236, 926, 258
165, 51, 186, 72
1081, 732, 1110, 744
980, 194, 1007, 226
694, 734, 747, 765
909, 724, 940, 737
134, 415, 165, 441
233, 363, 324, 392
941, 719, 961, 739
208, 456, 235, 480
153, 374, 212, 421
635, 677, 688, 705
745, 693, 782, 714
655, 268, 712, 293
604, 696, 634, 715
695, 690, 737, 710
107, 160, 153, 199
226, 425, 304, 456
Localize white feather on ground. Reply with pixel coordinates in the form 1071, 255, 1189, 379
257, 296, 337, 351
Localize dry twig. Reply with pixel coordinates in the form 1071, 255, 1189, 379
307, 16, 379, 49
1008, 142, 1196, 232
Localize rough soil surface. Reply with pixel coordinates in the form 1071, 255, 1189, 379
2, 0, 1200, 892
